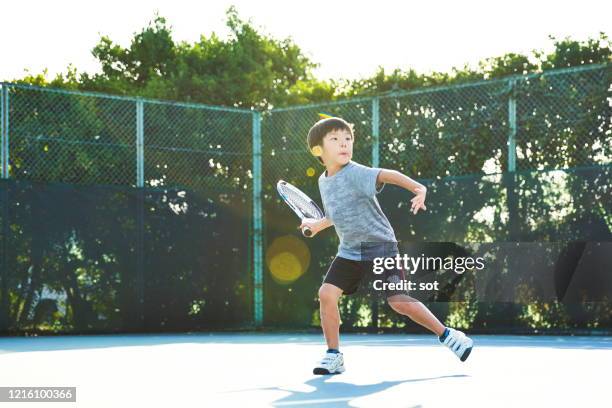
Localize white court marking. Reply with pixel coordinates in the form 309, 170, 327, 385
0, 333, 610, 408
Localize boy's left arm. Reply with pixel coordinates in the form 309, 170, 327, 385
377, 169, 427, 215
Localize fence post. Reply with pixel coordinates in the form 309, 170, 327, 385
1, 85, 8, 179
135, 99, 145, 327
507, 79, 517, 172
370, 96, 380, 328
0, 185, 6, 330
507, 79, 519, 240
252, 111, 263, 326
372, 97, 380, 168
136, 99, 144, 187
0, 84, 6, 330
0, 84, 8, 330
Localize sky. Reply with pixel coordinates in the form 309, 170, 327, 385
1, 0, 610, 82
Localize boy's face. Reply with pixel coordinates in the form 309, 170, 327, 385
320, 129, 353, 166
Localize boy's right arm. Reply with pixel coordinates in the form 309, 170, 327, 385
298, 217, 333, 236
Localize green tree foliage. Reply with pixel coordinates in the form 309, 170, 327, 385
8, 9, 610, 109
343, 33, 610, 97
27, 8, 323, 109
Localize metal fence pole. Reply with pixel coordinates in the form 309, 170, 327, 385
507, 79, 517, 172
0, 186, 6, 330
371, 97, 380, 168
136, 99, 144, 187
507, 79, 519, 240
252, 111, 263, 326
370, 96, 380, 328
135, 99, 145, 327
0, 84, 8, 330
1, 85, 8, 179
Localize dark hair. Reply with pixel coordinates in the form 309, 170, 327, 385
307, 117, 354, 164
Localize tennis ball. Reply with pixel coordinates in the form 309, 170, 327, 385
311, 145, 323, 156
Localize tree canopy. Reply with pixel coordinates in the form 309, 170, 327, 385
8, 7, 611, 109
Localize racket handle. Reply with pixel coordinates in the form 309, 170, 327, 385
301, 218, 318, 237
302, 227, 313, 237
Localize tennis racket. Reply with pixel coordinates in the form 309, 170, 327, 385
277, 180, 325, 237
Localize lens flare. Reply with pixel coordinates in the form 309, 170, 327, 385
266, 235, 311, 284
311, 145, 323, 156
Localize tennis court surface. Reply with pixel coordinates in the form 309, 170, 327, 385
1, 333, 610, 407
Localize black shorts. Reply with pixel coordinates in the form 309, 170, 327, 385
322, 256, 409, 298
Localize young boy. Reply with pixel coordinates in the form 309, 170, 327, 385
300, 117, 473, 375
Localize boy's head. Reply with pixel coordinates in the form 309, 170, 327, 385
307, 117, 354, 166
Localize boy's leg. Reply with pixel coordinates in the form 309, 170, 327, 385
318, 283, 343, 349
319, 257, 362, 350
387, 294, 473, 361
387, 294, 445, 335
313, 257, 362, 374
314, 283, 345, 374
380, 264, 444, 336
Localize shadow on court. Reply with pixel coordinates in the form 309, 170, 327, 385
227, 374, 467, 407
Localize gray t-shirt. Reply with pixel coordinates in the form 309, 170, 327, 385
318, 161, 398, 261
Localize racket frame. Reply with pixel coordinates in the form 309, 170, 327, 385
276, 180, 324, 237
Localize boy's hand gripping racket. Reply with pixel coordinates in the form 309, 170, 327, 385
277, 180, 324, 237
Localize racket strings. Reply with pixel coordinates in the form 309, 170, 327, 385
281, 186, 322, 219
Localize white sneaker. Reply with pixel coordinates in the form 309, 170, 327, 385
313, 351, 345, 375
441, 328, 473, 362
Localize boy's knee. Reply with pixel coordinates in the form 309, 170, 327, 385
318, 285, 340, 304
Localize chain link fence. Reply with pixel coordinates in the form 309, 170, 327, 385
515, 65, 611, 170
379, 79, 510, 178
4, 85, 137, 185
1, 83, 253, 190
143, 100, 252, 191
259, 63, 611, 329
0, 83, 254, 333
0, 63, 610, 333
